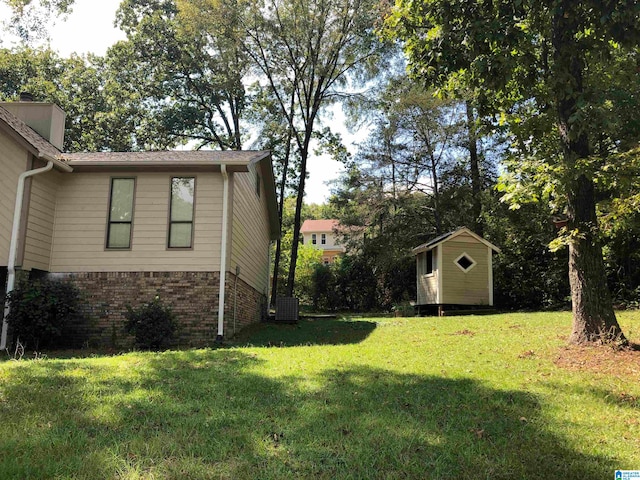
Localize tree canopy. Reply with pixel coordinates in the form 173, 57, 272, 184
385, 0, 640, 344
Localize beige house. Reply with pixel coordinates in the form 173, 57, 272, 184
413, 227, 500, 314
0, 99, 279, 349
300, 219, 345, 264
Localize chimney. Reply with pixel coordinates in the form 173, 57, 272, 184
0, 93, 66, 150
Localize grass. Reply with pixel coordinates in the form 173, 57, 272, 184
1, 311, 639, 479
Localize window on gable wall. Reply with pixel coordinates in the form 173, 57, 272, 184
455, 252, 476, 272
425, 249, 434, 275
106, 177, 135, 249
168, 177, 195, 248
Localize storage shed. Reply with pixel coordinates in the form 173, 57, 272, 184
413, 227, 500, 314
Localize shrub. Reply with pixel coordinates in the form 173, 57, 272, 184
5, 277, 81, 350
124, 296, 177, 349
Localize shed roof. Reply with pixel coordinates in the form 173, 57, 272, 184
412, 227, 501, 255
300, 219, 339, 233
0, 105, 71, 171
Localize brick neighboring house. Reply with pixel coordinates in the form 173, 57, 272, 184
0, 98, 279, 349
300, 219, 345, 264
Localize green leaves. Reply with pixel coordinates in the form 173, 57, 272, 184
5, 277, 82, 350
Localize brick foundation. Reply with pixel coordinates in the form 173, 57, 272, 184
53, 271, 266, 348
224, 272, 267, 337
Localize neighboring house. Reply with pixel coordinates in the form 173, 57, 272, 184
300, 219, 345, 264
0, 99, 279, 349
412, 227, 500, 315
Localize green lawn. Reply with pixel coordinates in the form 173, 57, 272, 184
1, 311, 639, 479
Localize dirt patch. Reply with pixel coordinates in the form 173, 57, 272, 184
452, 329, 476, 336
554, 343, 640, 379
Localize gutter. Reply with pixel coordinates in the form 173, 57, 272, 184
1, 160, 55, 350
216, 164, 230, 342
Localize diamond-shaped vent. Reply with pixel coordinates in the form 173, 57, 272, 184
455, 253, 476, 272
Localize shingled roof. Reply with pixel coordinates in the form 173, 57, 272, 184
300, 219, 340, 233
61, 150, 270, 166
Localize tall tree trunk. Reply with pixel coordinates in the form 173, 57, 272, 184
552, 3, 626, 345
269, 127, 293, 308
466, 100, 482, 236
428, 149, 442, 234
286, 149, 308, 296
567, 174, 623, 343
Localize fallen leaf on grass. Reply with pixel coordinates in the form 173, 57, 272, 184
518, 350, 536, 359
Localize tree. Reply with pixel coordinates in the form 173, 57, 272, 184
247, 86, 299, 307
0, 47, 114, 151
241, 0, 389, 296
1, 0, 73, 43
386, 0, 640, 345
109, 0, 250, 150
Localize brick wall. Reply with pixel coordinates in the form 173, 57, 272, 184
224, 272, 267, 337
54, 270, 266, 348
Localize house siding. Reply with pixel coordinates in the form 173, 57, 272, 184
230, 166, 270, 295
440, 235, 490, 305
0, 130, 29, 266
50, 171, 224, 272
22, 169, 61, 271
302, 230, 341, 249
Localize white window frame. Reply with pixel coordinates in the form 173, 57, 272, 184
106, 177, 136, 250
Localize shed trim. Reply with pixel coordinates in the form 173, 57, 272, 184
436, 244, 443, 304
488, 246, 494, 306
412, 227, 501, 255
454, 251, 477, 273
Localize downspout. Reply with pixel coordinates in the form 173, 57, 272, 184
216, 164, 230, 342
267, 241, 272, 317
1, 160, 54, 350
233, 266, 239, 336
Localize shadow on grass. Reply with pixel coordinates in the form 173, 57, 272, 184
231, 317, 377, 347
0, 349, 620, 479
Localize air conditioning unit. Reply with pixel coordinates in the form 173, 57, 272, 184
275, 297, 299, 323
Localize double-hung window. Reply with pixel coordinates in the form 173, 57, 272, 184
321, 233, 327, 245
106, 178, 135, 249
168, 177, 195, 248
312, 233, 317, 245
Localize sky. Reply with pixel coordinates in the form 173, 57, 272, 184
0, 0, 355, 205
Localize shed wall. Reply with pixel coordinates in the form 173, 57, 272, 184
440, 236, 490, 305
416, 250, 438, 304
